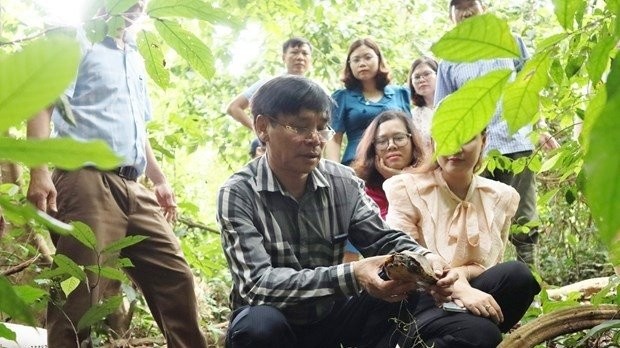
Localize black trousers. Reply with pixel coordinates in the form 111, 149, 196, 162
226, 292, 420, 348
407, 261, 540, 348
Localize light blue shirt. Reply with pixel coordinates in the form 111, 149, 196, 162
434, 36, 533, 155
331, 85, 411, 165
52, 30, 152, 174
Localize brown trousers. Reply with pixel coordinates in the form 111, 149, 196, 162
47, 168, 207, 348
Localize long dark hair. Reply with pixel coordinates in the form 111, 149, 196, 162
407, 56, 438, 107
351, 110, 427, 187
341, 38, 391, 91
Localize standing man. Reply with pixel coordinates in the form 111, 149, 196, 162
217, 76, 458, 348
26, 2, 207, 347
225, 37, 313, 130
434, 0, 559, 266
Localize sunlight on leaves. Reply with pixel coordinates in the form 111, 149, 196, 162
431, 13, 519, 62
137, 30, 170, 89
155, 19, 214, 79
147, 0, 238, 26
60, 276, 80, 298
504, 52, 552, 133
551, 0, 586, 31
0, 37, 79, 133
432, 69, 512, 156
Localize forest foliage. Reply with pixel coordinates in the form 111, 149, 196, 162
0, 0, 619, 344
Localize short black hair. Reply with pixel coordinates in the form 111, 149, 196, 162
282, 37, 312, 54
251, 76, 332, 121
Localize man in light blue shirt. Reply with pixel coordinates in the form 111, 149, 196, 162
26, 2, 207, 347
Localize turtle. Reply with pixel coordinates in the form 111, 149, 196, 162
381, 251, 439, 287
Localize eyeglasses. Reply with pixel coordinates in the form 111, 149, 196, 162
374, 133, 411, 150
413, 70, 435, 82
349, 54, 378, 65
265, 116, 335, 141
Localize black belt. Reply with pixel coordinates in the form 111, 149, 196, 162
113, 166, 139, 181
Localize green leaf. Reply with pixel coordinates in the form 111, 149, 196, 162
85, 266, 128, 282
0, 195, 72, 236
577, 320, 620, 346
77, 295, 123, 330
0, 138, 121, 170
0, 276, 35, 325
432, 69, 512, 156
115, 258, 135, 268
105, 0, 136, 15
102, 235, 148, 254
431, 14, 519, 62
586, 35, 617, 83
53, 254, 87, 281
60, 276, 81, 297
504, 52, 553, 133
581, 87, 607, 152
155, 19, 214, 79
0, 36, 80, 133
540, 152, 562, 173
552, 0, 587, 30
0, 323, 16, 342
537, 33, 569, 51
84, 18, 107, 44
69, 222, 98, 251
137, 30, 170, 89
13, 285, 48, 304
147, 0, 237, 25
584, 89, 620, 247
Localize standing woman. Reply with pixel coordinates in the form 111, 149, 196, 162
384, 131, 540, 347
351, 110, 427, 219
408, 56, 438, 149
325, 38, 411, 165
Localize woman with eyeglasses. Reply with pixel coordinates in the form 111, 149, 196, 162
351, 110, 427, 219
383, 129, 540, 347
325, 38, 411, 167
407, 56, 438, 150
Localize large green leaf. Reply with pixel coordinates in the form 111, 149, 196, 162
0, 138, 121, 170
13, 285, 48, 305
580, 87, 606, 152
551, 0, 586, 31
0, 276, 35, 325
53, 254, 87, 282
154, 19, 214, 79
147, 0, 237, 25
431, 13, 519, 62
77, 295, 123, 330
0, 195, 72, 236
102, 235, 148, 254
0, 37, 80, 133
137, 30, 170, 89
69, 222, 98, 251
432, 69, 512, 156
586, 35, 617, 83
503, 52, 552, 133
584, 89, 620, 248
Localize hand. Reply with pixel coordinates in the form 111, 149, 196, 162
423, 253, 458, 304
374, 155, 403, 180
539, 132, 559, 151
27, 168, 57, 213
353, 255, 420, 303
453, 284, 504, 324
154, 182, 177, 222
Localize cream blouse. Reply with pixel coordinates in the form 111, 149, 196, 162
384, 168, 519, 268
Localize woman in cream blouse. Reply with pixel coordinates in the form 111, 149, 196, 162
384, 131, 540, 348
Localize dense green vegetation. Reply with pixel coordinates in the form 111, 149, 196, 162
1, 0, 619, 346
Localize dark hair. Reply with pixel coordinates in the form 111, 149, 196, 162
351, 110, 427, 187
407, 56, 438, 107
251, 76, 333, 122
282, 37, 312, 54
341, 38, 391, 91
249, 138, 261, 157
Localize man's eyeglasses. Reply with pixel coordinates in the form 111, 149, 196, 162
413, 71, 435, 82
265, 116, 335, 142
374, 133, 411, 150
